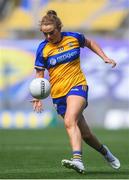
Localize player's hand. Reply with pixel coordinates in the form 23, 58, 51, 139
30, 98, 43, 113
103, 57, 117, 68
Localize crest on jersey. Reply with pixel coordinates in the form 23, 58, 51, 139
58, 46, 64, 52
68, 42, 73, 47
50, 58, 57, 65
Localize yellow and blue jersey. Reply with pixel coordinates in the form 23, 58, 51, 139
35, 32, 87, 98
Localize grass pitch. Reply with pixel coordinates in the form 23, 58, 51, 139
0, 127, 128, 179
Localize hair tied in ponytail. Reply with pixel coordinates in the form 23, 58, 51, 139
40, 10, 62, 31
47, 10, 57, 16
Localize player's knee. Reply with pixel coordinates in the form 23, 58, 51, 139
64, 115, 77, 129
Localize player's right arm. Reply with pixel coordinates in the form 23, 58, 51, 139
31, 69, 44, 113
36, 68, 44, 78
31, 41, 46, 113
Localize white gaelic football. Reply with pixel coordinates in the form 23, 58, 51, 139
29, 78, 50, 99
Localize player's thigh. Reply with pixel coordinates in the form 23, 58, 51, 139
66, 95, 86, 119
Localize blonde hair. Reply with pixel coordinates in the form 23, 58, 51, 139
40, 10, 63, 31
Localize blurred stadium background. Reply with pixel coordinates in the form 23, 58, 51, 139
0, 1, 129, 179
0, 0, 129, 129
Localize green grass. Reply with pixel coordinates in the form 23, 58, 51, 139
0, 127, 128, 179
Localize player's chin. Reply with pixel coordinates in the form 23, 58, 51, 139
48, 39, 54, 43
49, 39, 57, 44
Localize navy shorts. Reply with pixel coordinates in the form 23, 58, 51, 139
52, 85, 88, 115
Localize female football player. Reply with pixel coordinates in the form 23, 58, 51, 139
31, 10, 120, 174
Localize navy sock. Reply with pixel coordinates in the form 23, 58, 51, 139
73, 151, 82, 162
97, 144, 107, 156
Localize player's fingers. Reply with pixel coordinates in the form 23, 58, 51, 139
32, 101, 38, 111
38, 102, 43, 112
112, 61, 116, 68
39, 105, 43, 113
38, 108, 43, 113
33, 103, 37, 112
36, 103, 43, 113
112, 64, 116, 68
32, 101, 43, 113
35, 106, 40, 113
105, 59, 116, 68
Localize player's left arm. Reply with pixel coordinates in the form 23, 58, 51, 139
84, 38, 116, 68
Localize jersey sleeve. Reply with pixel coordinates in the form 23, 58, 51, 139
34, 42, 46, 70
75, 32, 85, 48
62, 32, 86, 48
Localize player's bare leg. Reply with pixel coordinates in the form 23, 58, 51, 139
64, 96, 86, 151
78, 114, 120, 169
78, 114, 105, 154
61, 95, 86, 174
